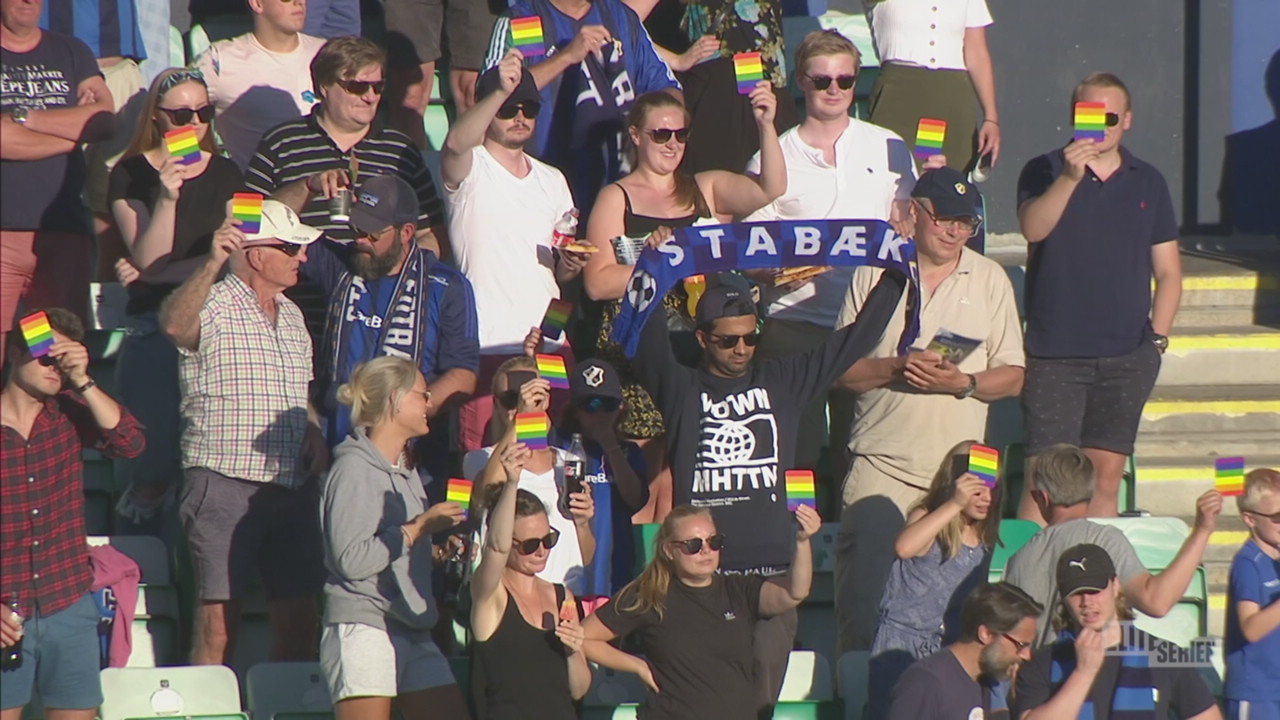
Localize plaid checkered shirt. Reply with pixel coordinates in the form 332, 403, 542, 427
1, 392, 144, 616
178, 273, 313, 486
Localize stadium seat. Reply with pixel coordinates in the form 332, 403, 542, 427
584, 662, 648, 708
100, 666, 244, 720
170, 25, 186, 66
779, 650, 834, 701
987, 518, 1040, 582
632, 524, 660, 570
796, 603, 837, 671
810, 523, 838, 604
246, 662, 334, 720
88, 535, 181, 667
835, 651, 870, 720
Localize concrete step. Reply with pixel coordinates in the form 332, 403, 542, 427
1176, 271, 1280, 309
1173, 304, 1280, 329
1156, 327, 1280, 386
1139, 385, 1280, 435
1136, 430, 1280, 459
1134, 454, 1280, 518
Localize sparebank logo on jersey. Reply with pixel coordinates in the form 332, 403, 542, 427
693, 388, 779, 494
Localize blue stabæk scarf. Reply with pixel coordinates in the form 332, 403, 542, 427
609, 219, 921, 357
1050, 630, 1158, 720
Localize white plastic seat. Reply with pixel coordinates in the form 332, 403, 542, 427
100, 666, 243, 720
778, 649, 834, 702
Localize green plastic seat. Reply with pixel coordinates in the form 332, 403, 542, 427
988, 519, 1041, 582
246, 662, 333, 720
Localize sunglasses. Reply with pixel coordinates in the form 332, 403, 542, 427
580, 396, 621, 413
256, 242, 305, 257
668, 534, 726, 555
1103, 112, 1121, 127
335, 79, 385, 97
496, 101, 541, 120
513, 529, 560, 555
158, 105, 215, 125
916, 202, 983, 237
707, 332, 760, 350
37, 355, 58, 367
646, 128, 689, 144
806, 74, 856, 91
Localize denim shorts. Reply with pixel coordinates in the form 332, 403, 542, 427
0, 594, 104, 710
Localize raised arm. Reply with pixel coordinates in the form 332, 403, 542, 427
759, 505, 819, 616
158, 217, 242, 351
113, 156, 195, 271
470, 444, 531, 641
1017, 143, 1099, 243
895, 475, 986, 558
442, 49, 523, 188
701, 83, 785, 219
1126, 491, 1219, 617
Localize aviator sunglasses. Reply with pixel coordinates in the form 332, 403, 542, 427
707, 332, 761, 350
513, 529, 560, 555
668, 534, 726, 555
336, 79, 385, 96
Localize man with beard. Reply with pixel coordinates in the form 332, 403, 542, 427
441, 53, 585, 451
886, 582, 1042, 720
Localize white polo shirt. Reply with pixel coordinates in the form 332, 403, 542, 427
863, 0, 994, 70
745, 119, 917, 328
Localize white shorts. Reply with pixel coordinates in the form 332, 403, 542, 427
320, 622, 456, 701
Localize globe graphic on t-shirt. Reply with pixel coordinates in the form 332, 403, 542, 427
703, 422, 756, 464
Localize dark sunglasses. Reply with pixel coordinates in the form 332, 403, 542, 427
158, 105, 215, 125
256, 242, 305, 257
646, 128, 689, 144
496, 101, 541, 120
1103, 112, 1121, 127
513, 529, 560, 555
580, 396, 621, 413
37, 355, 58, 367
806, 74, 856, 91
336, 79, 385, 97
668, 534, 726, 555
708, 332, 760, 350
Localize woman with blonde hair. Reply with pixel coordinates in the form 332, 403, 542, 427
320, 357, 470, 720
108, 67, 244, 528
581, 503, 819, 719
866, 439, 1002, 718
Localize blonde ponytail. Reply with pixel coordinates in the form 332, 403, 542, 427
337, 356, 420, 429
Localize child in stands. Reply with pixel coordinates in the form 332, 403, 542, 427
1225, 467, 1280, 720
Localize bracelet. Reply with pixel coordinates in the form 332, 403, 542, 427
982, 119, 999, 126
73, 379, 97, 395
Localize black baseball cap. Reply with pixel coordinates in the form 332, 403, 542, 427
1056, 543, 1117, 597
569, 358, 623, 401
911, 167, 981, 218
350, 174, 419, 235
695, 284, 758, 327
475, 66, 541, 118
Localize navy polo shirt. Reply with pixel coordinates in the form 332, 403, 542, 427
1017, 146, 1178, 359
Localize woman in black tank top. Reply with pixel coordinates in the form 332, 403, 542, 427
470, 446, 590, 719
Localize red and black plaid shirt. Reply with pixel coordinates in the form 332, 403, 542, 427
1, 391, 144, 616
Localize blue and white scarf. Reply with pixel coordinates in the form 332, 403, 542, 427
1049, 630, 1158, 720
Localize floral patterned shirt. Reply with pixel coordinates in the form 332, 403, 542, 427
683, 0, 787, 86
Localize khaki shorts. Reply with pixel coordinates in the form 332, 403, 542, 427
320, 622, 456, 701
85, 59, 146, 215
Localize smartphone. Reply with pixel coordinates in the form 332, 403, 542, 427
506, 370, 537, 391
950, 454, 969, 482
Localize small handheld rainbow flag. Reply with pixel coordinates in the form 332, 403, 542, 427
785, 470, 817, 513
232, 193, 264, 234
733, 52, 765, 95
19, 311, 55, 358
1215, 457, 1246, 497
915, 118, 947, 161
510, 16, 545, 57
968, 444, 1000, 488
1074, 101, 1107, 143
514, 412, 550, 450
541, 298, 573, 341
446, 478, 473, 518
165, 126, 201, 165
536, 354, 570, 390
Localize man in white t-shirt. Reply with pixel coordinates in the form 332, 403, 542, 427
192, 0, 326, 169
744, 29, 918, 479
441, 50, 588, 451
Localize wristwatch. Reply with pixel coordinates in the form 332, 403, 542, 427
1152, 334, 1169, 354
955, 374, 978, 399
11, 106, 29, 125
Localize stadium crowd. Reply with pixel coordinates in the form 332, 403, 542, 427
2, 0, 1278, 718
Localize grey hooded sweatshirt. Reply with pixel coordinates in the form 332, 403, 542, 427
320, 428, 437, 632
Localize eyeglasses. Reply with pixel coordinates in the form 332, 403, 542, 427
708, 332, 760, 350
257, 242, 305, 257
646, 128, 689, 144
513, 529, 560, 555
356, 227, 394, 243
412, 388, 432, 404
335, 79, 385, 97
667, 534, 726, 555
496, 101, 541, 120
916, 202, 983, 237
1001, 633, 1032, 654
580, 396, 621, 413
158, 105, 215, 125
1246, 509, 1280, 523
805, 74, 856, 91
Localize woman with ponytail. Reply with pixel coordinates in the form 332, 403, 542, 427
580, 503, 820, 719
319, 357, 470, 720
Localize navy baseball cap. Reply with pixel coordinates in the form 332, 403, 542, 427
350, 174, 419, 235
911, 167, 981, 218
695, 284, 758, 326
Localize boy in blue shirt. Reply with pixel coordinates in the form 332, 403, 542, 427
1226, 467, 1280, 720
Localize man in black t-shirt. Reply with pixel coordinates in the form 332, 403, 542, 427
1013, 544, 1221, 720
632, 271, 907, 716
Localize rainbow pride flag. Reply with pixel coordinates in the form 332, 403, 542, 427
915, 118, 947, 161
165, 126, 201, 165
1074, 101, 1107, 143
514, 412, 550, 450
19, 311, 55, 358
1215, 456, 1246, 497
785, 470, 817, 512
733, 52, 764, 95
969, 444, 1000, 488
541, 298, 573, 341
447, 478, 473, 518
232, 193, 264, 234
536, 354, 570, 390
511, 16, 545, 57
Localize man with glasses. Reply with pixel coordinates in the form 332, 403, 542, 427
159, 200, 329, 666
441, 54, 584, 453
832, 167, 1025, 656
633, 269, 909, 717
886, 583, 1042, 720
1015, 72, 1182, 520
193, 0, 326, 170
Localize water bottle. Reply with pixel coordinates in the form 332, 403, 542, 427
2, 595, 23, 671
551, 209, 580, 249
563, 433, 586, 498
